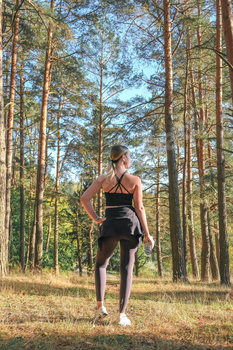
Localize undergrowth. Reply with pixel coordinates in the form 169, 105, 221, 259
0, 271, 232, 349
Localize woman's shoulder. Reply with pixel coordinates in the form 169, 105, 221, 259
126, 172, 141, 183
97, 174, 108, 184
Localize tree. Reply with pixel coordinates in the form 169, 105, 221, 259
216, 0, 230, 285
0, 0, 6, 277
5, 0, 20, 269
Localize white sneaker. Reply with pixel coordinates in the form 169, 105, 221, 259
117, 313, 131, 327
94, 306, 108, 321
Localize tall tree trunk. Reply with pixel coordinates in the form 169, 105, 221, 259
197, 3, 210, 282
5, 0, 20, 268
187, 90, 200, 279
0, 0, 7, 277
182, 32, 189, 277
29, 128, 36, 270
46, 213, 52, 252
207, 210, 220, 280
25, 171, 33, 270
29, 200, 37, 270
35, 0, 54, 271
98, 44, 103, 217
19, 62, 25, 271
156, 140, 163, 277
54, 116, 60, 276
214, 222, 220, 268
221, 0, 233, 99
217, 0, 230, 285
76, 208, 82, 277
163, 0, 186, 281
12, 129, 18, 187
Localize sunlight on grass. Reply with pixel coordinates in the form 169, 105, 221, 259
0, 271, 232, 349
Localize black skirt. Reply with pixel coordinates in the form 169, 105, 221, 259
98, 206, 144, 250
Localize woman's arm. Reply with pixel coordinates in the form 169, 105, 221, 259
80, 177, 106, 224
133, 177, 154, 248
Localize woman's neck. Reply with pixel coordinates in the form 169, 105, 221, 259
115, 163, 126, 174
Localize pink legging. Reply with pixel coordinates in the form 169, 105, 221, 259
95, 235, 142, 313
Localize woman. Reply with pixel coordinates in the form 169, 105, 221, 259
80, 145, 154, 327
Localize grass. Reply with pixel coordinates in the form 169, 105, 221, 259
0, 271, 232, 349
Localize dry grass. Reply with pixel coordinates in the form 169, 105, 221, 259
0, 271, 232, 349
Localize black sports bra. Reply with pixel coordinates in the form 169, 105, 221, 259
104, 171, 133, 206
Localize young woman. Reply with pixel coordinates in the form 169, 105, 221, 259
80, 145, 154, 327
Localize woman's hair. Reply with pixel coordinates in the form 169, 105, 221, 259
106, 145, 129, 182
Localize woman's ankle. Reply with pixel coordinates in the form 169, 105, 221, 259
97, 301, 103, 309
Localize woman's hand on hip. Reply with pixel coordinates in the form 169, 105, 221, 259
95, 217, 106, 224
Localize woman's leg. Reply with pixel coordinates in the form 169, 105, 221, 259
119, 235, 142, 313
95, 236, 119, 308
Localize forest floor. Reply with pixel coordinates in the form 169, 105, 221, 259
0, 271, 232, 350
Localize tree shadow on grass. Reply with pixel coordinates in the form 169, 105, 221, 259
0, 279, 96, 298
130, 289, 230, 304
0, 332, 232, 350
0, 278, 231, 305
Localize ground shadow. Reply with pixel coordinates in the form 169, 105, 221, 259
0, 278, 231, 305
0, 332, 232, 350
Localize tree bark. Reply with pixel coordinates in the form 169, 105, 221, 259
197, 3, 210, 282
187, 90, 200, 279
214, 222, 220, 268
163, 0, 186, 281
5, 0, 20, 268
98, 43, 103, 217
35, 0, 54, 271
46, 214, 52, 252
76, 208, 82, 277
19, 62, 25, 271
0, 0, 7, 277
221, 0, 233, 99
182, 31, 189, 277
217, 0, 230, 285
54, 116, 60, 276
207, 210, 220, 281
156, 140, 163, 277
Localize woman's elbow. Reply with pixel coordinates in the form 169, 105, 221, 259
80, 195, 86, 205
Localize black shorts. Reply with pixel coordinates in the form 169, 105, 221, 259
98, 206, 144, 250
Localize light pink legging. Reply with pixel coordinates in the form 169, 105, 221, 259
95, 235, 142, 313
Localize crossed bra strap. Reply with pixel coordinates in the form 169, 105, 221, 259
107, 171, 131, 194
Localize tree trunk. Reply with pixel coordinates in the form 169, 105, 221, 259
12, 129, 18, 187
76, 209, 82, 277
19, 62, 25, 271
5, 0, 20, 268
98, 44, 103, 217
156, 140, 163, 277
217, 0, 230, 285
221, 0, 233, 99
214, 222, 220, 268
182, 32, 189, 277
25, 171, 33, 270
197, 3, 210, 282
54, 116, 60, 276
0, 0, 7, 277
29, 199, 37, 270
35, 0, 54, 271
163, 0, 186, 281
187, 94, 200, 279
29, 128, 36, 270
46, 214, 52, 252
207, 210, 220, 281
